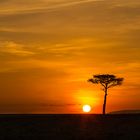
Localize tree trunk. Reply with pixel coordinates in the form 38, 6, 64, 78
103, 88, 107, 115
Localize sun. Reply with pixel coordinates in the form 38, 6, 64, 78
83, 105, 91, 113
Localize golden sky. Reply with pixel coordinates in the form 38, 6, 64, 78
0, 0, 140, 114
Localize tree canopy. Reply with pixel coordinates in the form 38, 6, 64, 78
88, 74, 124, 90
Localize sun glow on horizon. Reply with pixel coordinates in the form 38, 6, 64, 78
83, 105, 91, 113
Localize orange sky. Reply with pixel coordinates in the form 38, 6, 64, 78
0, 0, 140, 114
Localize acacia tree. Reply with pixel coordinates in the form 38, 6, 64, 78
88, 74, 124, 115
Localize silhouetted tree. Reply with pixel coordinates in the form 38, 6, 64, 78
88, 74, 124, 115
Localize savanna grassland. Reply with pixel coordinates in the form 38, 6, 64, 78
0, 114, 140, 140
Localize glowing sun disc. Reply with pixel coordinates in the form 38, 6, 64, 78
83, 105, 91, 113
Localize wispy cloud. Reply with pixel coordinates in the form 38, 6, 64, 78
0, 0, 100, 15
0, 41, 34, 56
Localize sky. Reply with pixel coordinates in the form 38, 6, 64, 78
0, 0, 140, 114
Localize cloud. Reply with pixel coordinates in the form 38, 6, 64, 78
0, 0, 139, 38
0, 41, 34, 56
46, 38, 95, 53
0, 0, 100, 15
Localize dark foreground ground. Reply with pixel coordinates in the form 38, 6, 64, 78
0, 114, 140, 140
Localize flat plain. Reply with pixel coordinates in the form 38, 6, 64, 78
0, 114, 140, 140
